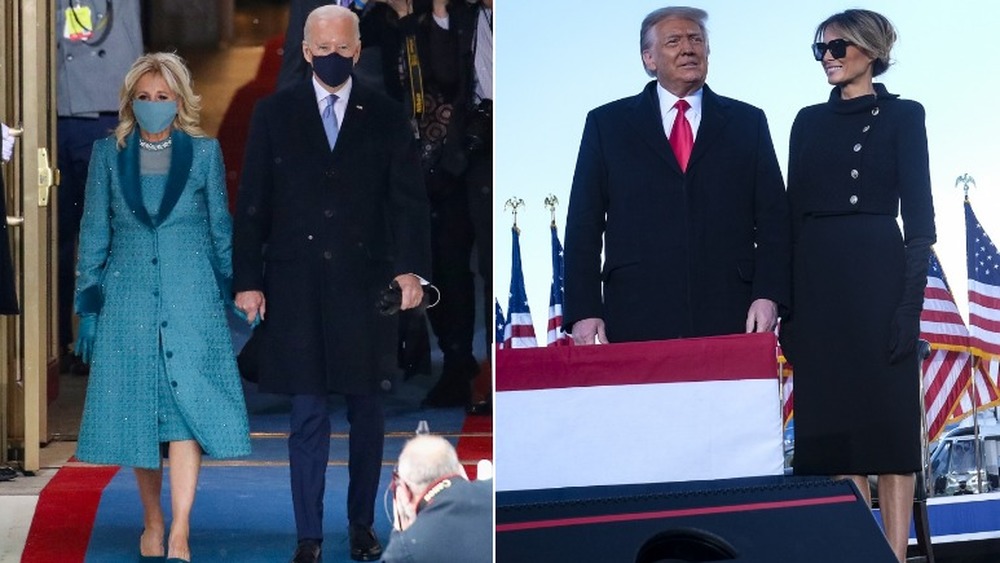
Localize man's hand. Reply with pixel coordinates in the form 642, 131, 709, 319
393, 274, 424, 310
745, 298, 778, 333
235, 290, 266, 324
571, 317, 608, 345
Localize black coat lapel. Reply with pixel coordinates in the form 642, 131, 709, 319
335, 79, 371, 156
625, 80, 681, 173
292, 82, 335, 156
117, 131, 154, 228
155, 130, 193, 226
688, 84, 729, 170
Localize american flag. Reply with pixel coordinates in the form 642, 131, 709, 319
920, 249, 973, 440
951, 199, 1000, 418
495, 299, 506, 350
950, 363, 1000, 419
780, 357, 794, 428
967, 200, 1000, 359
503, 227, 538, 348
547, 222, 572, 346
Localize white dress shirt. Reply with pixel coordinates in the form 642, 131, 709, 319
312, 75, 352, 125
656, 84, 703, 141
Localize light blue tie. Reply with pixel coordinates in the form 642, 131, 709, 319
322, 94, 339, 150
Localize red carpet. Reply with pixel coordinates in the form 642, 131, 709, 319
21, 464, 120, 563
457, 413, 493, 480
20, 414, 492, 560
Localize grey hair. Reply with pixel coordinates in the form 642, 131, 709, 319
640, 7, 709, 77
303, 4, 360, 44
397, 436, 464, 491
815, 9, 896, 77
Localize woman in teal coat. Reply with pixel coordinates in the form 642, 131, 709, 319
74, 52, 250, 563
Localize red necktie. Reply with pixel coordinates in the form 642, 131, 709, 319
669, 99, 693, 172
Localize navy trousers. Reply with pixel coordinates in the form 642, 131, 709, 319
289, 393, 385, 542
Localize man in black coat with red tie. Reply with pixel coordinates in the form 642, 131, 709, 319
563, 6, 791, 345
232, 6, 431, 562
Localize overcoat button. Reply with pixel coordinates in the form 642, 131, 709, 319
850, 169, 859, 179
853, 143, 862, 152
849, 195, 859, 205
871, 107, 880, 116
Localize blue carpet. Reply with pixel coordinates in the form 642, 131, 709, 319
83, 376, 476, 562
86, 466, 397, 562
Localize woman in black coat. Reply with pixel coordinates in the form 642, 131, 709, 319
782, 10, 935, 562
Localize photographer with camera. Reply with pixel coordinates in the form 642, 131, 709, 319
383, 435, 492, 563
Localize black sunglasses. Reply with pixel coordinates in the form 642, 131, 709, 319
812, 38, 853, 61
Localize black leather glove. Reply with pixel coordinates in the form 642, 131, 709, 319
887, 237, 933, 364
376, 280, 440, 316
888, 307, 921, 364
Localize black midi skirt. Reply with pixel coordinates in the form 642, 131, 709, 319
789, 213, 922, 475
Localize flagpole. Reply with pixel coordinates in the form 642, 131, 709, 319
957, 174, 983, 492
504, 197, 524, 233
917, 340, 933, 498
955, 173, 975, 203
544, 194, 559, 228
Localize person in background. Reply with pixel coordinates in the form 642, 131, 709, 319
232, 6, 431, 562
74, 52, 251, 563
0, 123, 18, 482
0, 124, 18, 316
563, 6, 790, 345
350, 0, 493, 409
383, 435, 492, 563
56, 0, 143, 374
780, 9, 935, 562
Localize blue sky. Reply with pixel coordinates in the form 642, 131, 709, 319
495, 0, 1000, 339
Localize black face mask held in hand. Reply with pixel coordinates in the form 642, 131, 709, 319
376, 280, 440, 316
311, 52, 354, 88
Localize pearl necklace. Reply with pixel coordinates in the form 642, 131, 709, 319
139, 137, 172, 151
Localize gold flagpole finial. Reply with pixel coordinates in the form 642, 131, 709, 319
544, 194, 559, 227
955, 173, 976, 202
504, 197, 525, 232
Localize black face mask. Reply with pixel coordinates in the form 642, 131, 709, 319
311, 52, 354, 88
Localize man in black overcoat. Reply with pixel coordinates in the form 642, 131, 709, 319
563, 6, 790, 344
232, 6, 431, 562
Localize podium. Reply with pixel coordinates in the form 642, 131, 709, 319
495, 333, 785, 492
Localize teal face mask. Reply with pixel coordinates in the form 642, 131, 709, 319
132, 100, 178, 134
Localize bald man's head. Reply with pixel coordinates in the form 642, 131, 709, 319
397, 435, 465, 490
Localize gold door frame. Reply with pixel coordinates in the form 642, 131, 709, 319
1, 0, 59, 473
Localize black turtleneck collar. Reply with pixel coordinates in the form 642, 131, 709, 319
826, 82, 899, 114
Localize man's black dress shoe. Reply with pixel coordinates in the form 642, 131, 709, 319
291, 540, 321, 563
349, 524, 382, 562
467, 399, 492, 416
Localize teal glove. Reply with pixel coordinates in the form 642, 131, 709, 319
75, 315, 98, 364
